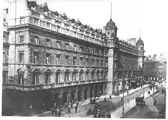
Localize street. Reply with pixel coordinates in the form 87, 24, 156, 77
38, 85, 151, 117
121, 86, 166, 118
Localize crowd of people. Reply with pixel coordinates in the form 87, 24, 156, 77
51, 100, 80, 117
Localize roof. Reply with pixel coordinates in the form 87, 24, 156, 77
105, 18, 116, 29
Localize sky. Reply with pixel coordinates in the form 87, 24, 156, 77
3, 0, 168, 56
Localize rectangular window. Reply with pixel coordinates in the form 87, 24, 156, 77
40, 21, 45, 27
92, 59, 95, 66
19, 51, 24, 63
73, 56, 76, 65
80, 46, 84, 52
46, 53, 50, 64
46, 22, 50, 28
20, 35, 24, 43
65, 55, 69, 65
65, 43, 70, 50
86, 58, 89, 66
80, 57, 83, 65
101, 60, 104, 67
34, 18, 38, 25
56, 41, 61, 48
34, 36, 39, 44
73, 45, 77, 51
97, 59, 99, 66
33, 52, 39, 63
56, 54, 60, 64
92, 49, 94, 54
46, 39, 50, 47
20, 17, 25, 24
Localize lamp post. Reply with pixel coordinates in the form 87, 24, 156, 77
122, 79, 126, 115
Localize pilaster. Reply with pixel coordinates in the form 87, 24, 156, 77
107, 48, 114, 95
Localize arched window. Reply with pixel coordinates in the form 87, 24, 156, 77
91, 70, 95, 80
72, 69, 78, 81
44, 69, 52, 84
65, 70, 70, 82
31, 68, 40, 85
85, 70, 89, 80
18, 69, 24, 84
56, 70, 61, 83
79, 70, 84, 81
97, 70, 100, 80
104, 70, 107, 79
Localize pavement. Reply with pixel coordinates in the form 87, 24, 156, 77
37, 84, 150, 117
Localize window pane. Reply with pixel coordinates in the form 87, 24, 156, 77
20, 36, 24, 43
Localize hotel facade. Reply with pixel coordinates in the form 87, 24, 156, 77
3, 0, 145, 112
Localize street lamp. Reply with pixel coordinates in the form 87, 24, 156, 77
122, 79, 126, 115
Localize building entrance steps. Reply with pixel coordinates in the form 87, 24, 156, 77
36, 84, 150, 117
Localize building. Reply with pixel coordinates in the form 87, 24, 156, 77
143, 54, 167, 82
2, 0, 145, 114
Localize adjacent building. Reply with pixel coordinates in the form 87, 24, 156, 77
143, 54, 167, 82
3, 0, 145, 114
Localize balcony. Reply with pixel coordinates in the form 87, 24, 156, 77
8, 16, 106, 46
3, 79, 108, 91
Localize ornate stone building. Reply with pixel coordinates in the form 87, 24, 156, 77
3, 0, 145, 112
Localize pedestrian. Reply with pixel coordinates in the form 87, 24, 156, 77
75, 101, 79, 113
68, 106, 71, 114
104, 112, 107, 118
71, 100, 73, 108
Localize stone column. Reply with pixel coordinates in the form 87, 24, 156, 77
107, 49, 114, 95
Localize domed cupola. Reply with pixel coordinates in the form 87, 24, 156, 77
104, 18, 118, 39
136, 37, 144, 46
106, 18, 116, 29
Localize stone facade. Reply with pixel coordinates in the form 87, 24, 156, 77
3, 0, 145, 111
